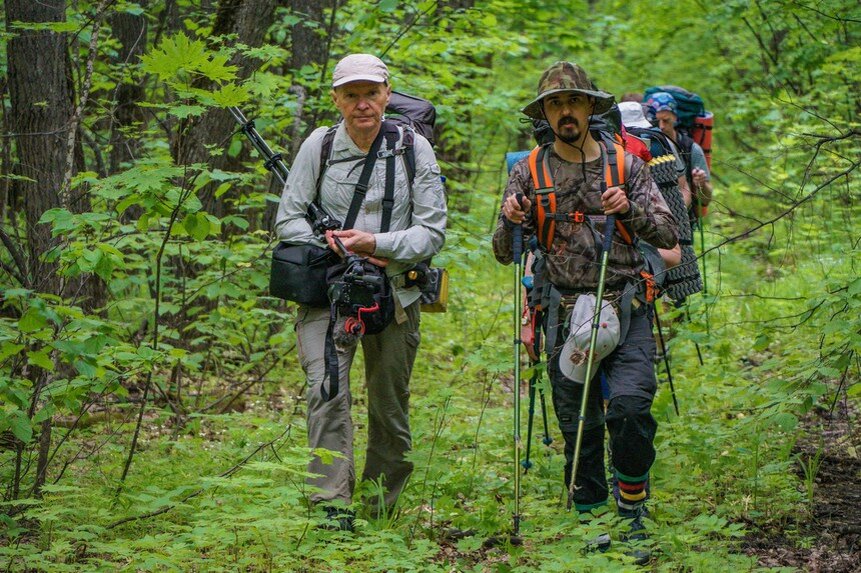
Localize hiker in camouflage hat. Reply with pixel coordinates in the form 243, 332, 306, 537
521, 61, 615, 120
493, 61, 679, 563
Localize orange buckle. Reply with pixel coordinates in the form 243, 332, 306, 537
571, 211, 584, 223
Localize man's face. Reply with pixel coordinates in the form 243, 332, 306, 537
331, 81, 391, 137
541, 92, 593, 144
655, 110, 677, 138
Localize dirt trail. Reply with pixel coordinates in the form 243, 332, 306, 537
744, 400, 861, 572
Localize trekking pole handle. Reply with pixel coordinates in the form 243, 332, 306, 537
602, 214, 616, 255
512, 193, 525, 263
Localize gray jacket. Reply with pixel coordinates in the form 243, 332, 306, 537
274, 123, 447, 307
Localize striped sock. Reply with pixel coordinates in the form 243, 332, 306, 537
615, 472, 648, 512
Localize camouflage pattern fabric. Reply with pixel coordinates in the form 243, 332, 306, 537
522, 61, 615, 120
492, 149, 678, 293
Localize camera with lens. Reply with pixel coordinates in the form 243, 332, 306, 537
328, 260, 384, 312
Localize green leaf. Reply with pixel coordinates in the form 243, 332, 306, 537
27, 348, 54, 371
169, 105, 207, 119
214, 182, 232, 198
38, 208, 75, 235
18, 307, 48, 334
207, 83, 250, 107
771, 412, 798, 432
9, 411, 32, 443
0, 343, 25, 362
183, 212, 211, 241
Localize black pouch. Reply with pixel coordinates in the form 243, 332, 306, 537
269, 242, 337, 307
327, 259, 394, 335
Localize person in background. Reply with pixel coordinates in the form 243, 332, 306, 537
644, 91, 712, 210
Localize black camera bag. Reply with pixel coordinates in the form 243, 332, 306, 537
269, 242, 337, 307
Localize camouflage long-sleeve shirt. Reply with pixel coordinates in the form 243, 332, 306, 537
492, 146, 678, 290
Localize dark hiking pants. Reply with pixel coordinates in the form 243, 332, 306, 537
548, 303, 658, 511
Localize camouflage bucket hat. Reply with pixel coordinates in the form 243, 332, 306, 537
522, 61, 615, 120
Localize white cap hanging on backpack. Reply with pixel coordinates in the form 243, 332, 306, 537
332, 54, 389, 87
618, 101, 652, 129
558, 294, 621, 384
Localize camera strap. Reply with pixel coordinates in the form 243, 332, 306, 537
321, 122, 404, 402
342, 121, 401, 233
322, 303, 340, 402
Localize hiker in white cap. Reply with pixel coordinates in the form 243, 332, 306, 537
275, 53, 446, 531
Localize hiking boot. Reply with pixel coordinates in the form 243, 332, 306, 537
581, 532, 611, 554
618, 504, 650, 565
319, 506, 355, 532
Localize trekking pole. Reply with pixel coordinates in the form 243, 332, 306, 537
539, 388, 552, 447
511, 193, 525, 539
653, 303, 680, 416
566, 214, 615, 511
523, 318, 552, 472
684, 303, 705, 367
522, 369, 538, 472
230, 106, 340, 236
695, 192, 711, 340
532, 313, 552, 448
229, 106, 289, 186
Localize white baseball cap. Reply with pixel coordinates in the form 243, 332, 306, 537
558, 294, 621, 383
332, 54, 389, 88
618, 101, 653, 129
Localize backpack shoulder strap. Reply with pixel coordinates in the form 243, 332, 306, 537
380, 122, 401, 233
401, 127, 416, 187
316, 125, 339, 196
528, 144, 556, 251
601, 140, 637, 246
342, 123, 387, 230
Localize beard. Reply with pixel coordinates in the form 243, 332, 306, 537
556, 116, 582, 144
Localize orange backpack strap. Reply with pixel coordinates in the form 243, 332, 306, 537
601, 140, 636, 246
528, 145, 556, 250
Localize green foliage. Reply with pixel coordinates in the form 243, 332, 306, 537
2, 0, 860, 570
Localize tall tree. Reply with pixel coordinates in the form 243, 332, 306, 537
262, 0, 334, 231
4, 0, 74, 499
108, 2, 149, 173
4, 0, 72, 291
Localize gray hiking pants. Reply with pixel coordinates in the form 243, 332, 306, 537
296, 301, 421, 508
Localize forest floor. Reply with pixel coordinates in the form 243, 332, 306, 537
743, 400, 861, 572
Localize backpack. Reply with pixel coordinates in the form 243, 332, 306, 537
643, 85, 713, 170
625, 126, 703, 300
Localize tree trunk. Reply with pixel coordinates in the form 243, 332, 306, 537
108, 3, 149, 174
4, 0, 72, 292
261, 0, 332, 232
4, 0, 76, 499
